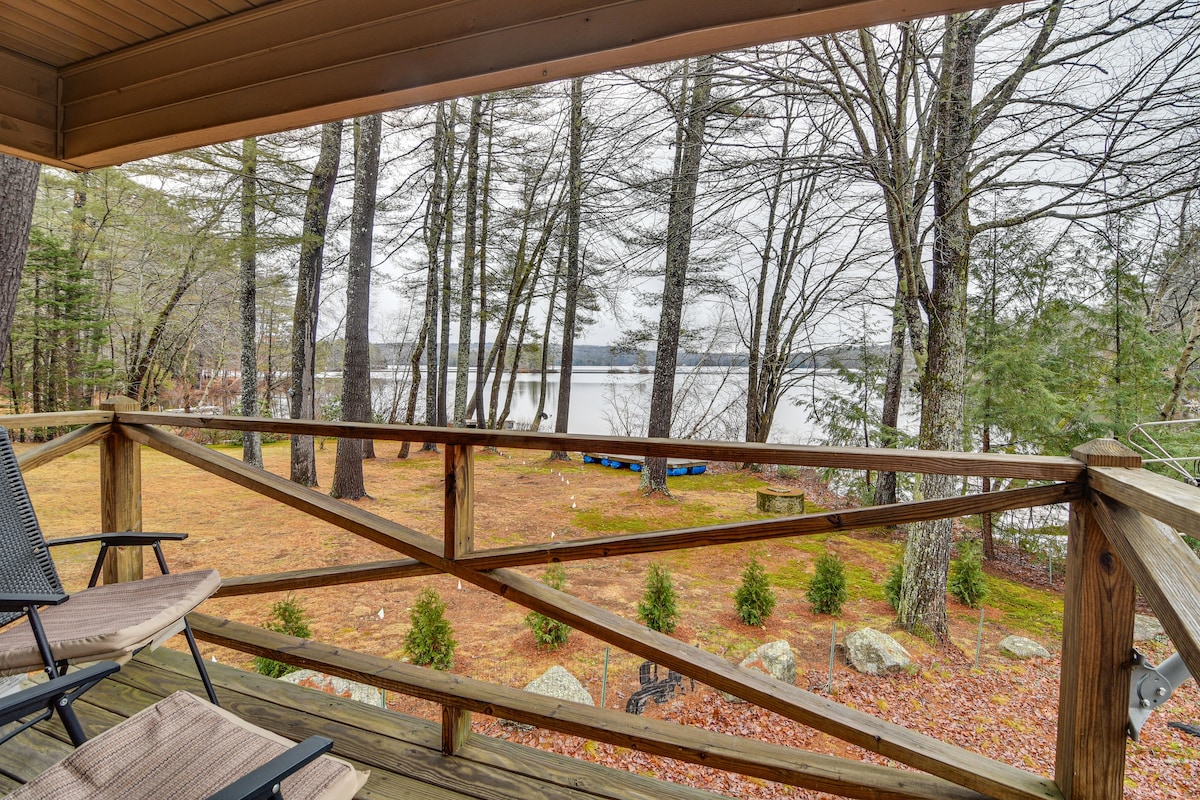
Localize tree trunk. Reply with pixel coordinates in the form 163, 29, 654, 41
127, 252, 197, 408
0, 155, 41, 369
66, 173, 90, 410
981, 425, 995, 559
474, 149, 566, 428
1163, 305, 1200, 420
418, 102, 449, 452
475, 118, 493, 431
498, 262, 543, 428
642, 57, 714, 495
239, 137, 263, 467
873, 280, 907, 506
332, 114, 382, 500
454, 95, 484, 426
410, 103, 451, 453
898, 13, 981, 641
290, 121, 342, 486
533, 246, 564, 430
552, 77, 586, 458
437, 100, 458, 429
743, 142, 781, 448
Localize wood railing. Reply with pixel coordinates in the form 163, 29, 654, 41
7, 406, 1199, 800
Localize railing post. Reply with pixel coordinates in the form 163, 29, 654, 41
444, 444, 474, 559
1056, 440, 1139, 800
99, 397, 143, 584
443, 444, 474, 748
441, 705, 471, 755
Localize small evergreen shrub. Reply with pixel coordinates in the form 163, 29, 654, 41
638, 563, 681, 634
404, 588, 457, 670
807, 551, 847, 615
948, 538, 988, 609
524, 565, 572, 649
884, 560, 904, 611
253, 594, 311, 678
733, 557, 776, 626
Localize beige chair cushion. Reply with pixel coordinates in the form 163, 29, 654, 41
0, 570, 222, 675
8, 690, 368, 799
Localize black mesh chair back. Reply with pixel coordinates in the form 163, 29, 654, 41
0, 425, 222, 709
0, 428, 65, 628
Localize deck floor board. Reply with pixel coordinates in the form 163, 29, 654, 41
0, 647, 729, 800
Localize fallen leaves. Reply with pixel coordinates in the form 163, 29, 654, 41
484, 643, 1200, 799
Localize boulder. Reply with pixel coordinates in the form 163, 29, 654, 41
844, 628, 912, 676
282, 669, 385, 706
998, 635, 1051, 660
1134, 614, 1164, 642
524, 665, 595, 706
505, 666, 593, 728
723, 640, 797, 703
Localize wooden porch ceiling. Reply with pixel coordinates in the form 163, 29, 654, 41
1, 0, 1002, 171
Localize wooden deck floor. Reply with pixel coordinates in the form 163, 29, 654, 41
0, 647, 729, 800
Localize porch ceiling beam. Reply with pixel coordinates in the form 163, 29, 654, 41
53, 0, 1004, 169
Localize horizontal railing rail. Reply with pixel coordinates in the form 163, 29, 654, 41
111, 411, 1085, 481
6, 409, 1200, 800
216, 481, 1080, 597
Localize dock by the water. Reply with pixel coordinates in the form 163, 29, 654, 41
583, 453, 707, 476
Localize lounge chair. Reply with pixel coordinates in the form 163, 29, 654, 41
0, 426, 221, 742
0, 661, 367, 800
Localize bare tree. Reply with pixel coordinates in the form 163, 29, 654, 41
454, 95, 486, 425
332, 113, 382, 499
642, 56, 716, 496
290, 121, 343, 486
239, 137, 263, 467
802, 23, 938, 503
551, 77, 587, 455
798, 0, 1200, 636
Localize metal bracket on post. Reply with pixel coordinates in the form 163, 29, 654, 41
1128, 649, 1193, 741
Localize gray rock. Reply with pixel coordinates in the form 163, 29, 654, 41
723, 640, 797, 703
998, 635, 1051, 660
844, 628, 912, 676
524, 665, 594, 706
1134, 614, 1164, 642
281, 669, 385, 706
505, 666, 593, 728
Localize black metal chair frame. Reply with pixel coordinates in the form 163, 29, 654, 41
0, 427, 218, 744
0, 661, 336, 800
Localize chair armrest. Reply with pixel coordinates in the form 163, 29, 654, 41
47, 532, 188, 547
49, 532, 189, 584
0, 661, 120, 727
0, 592, 68, 611
204, 736, 335, 800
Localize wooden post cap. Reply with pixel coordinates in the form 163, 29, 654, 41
756, 486, 805, 514
1071, 439, 1141, 468
100, 396, 139, 413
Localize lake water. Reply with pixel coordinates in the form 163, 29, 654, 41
356, 366, 919, 445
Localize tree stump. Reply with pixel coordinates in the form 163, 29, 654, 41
756, 486, 805, 515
